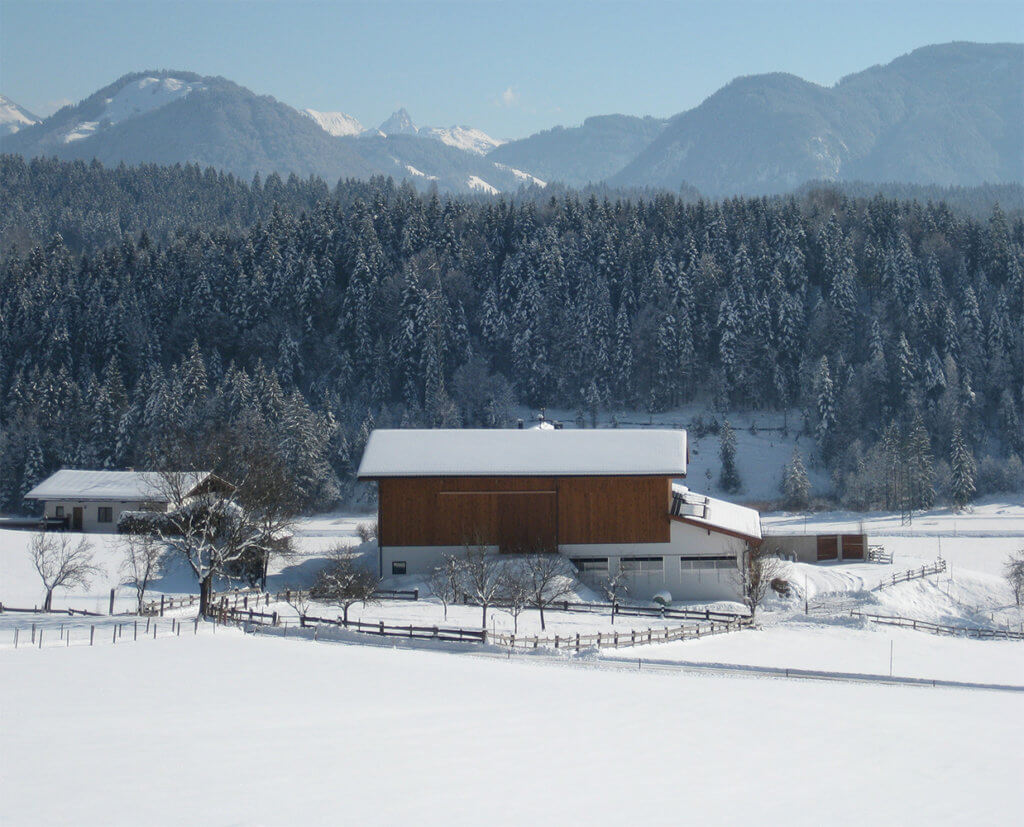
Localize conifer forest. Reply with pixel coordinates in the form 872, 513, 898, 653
1, 155, 1022, 512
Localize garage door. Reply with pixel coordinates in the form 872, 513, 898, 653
816, 535, 838, 561
841, 534, 865, 560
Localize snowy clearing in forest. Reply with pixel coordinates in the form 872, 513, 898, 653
3, 631, 1021, 827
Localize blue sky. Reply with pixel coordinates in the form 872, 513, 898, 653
1, 0, 1021, 138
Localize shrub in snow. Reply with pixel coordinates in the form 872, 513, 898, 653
652, 591, 672, 607
356, 520, 377, 543
1005, 549, 1024, 607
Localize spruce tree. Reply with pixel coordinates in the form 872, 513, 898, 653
782, 447, 811, 510
718, 420, 742, 493
950, 425, 976, 512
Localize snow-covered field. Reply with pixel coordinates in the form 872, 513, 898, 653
3, 502, 1023, 824
4, 631, 1021, 827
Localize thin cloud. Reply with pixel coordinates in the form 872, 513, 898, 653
497, 86, 520, 108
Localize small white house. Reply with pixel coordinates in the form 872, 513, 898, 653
24, 469, 217, 533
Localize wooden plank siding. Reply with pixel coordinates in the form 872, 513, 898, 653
841, 534, 865, 560
377, 475, 671, 550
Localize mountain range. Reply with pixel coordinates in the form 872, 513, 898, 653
2, 42, 1021, 196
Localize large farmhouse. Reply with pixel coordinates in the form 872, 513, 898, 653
357, 428, 762, 601
24, 469, 219, 533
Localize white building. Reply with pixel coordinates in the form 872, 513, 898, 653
24, 469, 217, 533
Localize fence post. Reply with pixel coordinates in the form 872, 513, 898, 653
597, 632, 602, 647
379, 620, 385, 636
31, 623, 36, 644
414, 588, 419, 601
575, 633, 580, 652
14, 628, 19, 648
555, 635, 560, 649
614, 631, 618, 648
134, 621, 138, 641
194, 617, 199, 635
90, 625, 95, 645
109, 587, 115, 615
159, 595, 165, 616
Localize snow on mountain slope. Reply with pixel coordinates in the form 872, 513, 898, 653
494, 162, 546, 186
466, 175, 499, 194
421, 125, 503, 155
303, 108, 364, 137
0, 95, 40, 136
403, 163, 438, 181
62, 76, 206, 143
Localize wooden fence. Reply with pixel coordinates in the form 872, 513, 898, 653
866, 545, 893, 564
299, 613, 485, 643
141, 586, 419, 617
490, 617, 752, 652
0, 603, 105, 617
850, 610, 1023, 640
875, 559, 946, 590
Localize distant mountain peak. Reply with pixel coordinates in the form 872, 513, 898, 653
0, 94, 42, 136
379, 108, 418, 136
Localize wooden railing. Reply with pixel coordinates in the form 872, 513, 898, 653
491, 617, 752, 652
866, 545, 893, 564
299, 614, 485, 643
875, 559, 946, 590
850, 610, 1023, 640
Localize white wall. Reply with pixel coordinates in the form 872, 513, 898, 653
381, 519, 747, 603
43, 500, 146, 534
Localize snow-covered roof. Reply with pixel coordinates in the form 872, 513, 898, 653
358, 429, 687, 478
25, 470, 212, 502
672, 484, 762, 542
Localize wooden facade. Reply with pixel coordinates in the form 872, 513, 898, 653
378, 475, 672, 552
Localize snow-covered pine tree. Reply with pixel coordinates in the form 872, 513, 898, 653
814, 356, 836, 459
718, 420, 741, 493
782, 447, 811, 510
949, 424, 976, 512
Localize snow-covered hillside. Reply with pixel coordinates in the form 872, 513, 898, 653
466, 174, 499, 194
303, 108, 364, 136
0, 94, 40, 136
421, 125, 504, 155
62, 76, 205, 143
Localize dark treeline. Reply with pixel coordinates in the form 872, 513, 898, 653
1, 157, 1022, 512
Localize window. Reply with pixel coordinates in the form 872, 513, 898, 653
391, 561, 407, 575
619, 556, 663, 574
97, 507, 113, 523
55, 506, 64, 518
571, 557, 609, 574
680, 555, 737, 571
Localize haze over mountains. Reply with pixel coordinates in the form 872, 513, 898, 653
3, 42, 1021, 196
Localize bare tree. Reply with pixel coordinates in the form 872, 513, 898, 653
500, 563, 531, 634
31, 531, 102, 611
1005, 549, 1024, 607
459, 541, 505, 629
428, 553, 462, 620
598, 566, 631, 624
147, 427, 273, 616
524, 551, 576, 631
736, 544, 786, 618
310, 549, 380, 623
119, 532, 163, 613
282, 584, 313, 622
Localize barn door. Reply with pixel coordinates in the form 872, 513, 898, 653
72, 507, 83, 531
841, 535, 865, 560
497, 492, 557, 553
816, 535, 838, 561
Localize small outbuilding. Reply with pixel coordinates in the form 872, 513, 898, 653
24, 469, 221, 533
357, 428, 762, 601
